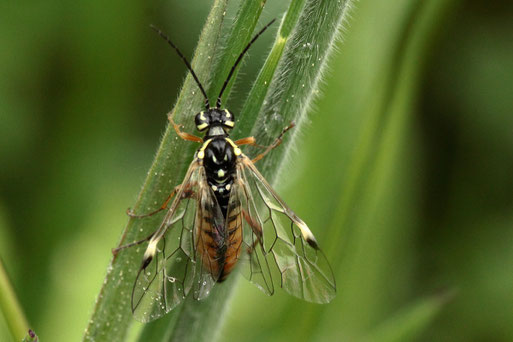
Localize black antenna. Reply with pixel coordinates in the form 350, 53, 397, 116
216, 18, 276, 108
150, 24, 210, 109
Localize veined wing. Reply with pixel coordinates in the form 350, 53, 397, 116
236, 154, 336, 304
130, 158, 218, 322
191, 167, 224, 299
227, 176, 274, 295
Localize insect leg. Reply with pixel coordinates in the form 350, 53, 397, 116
114, 183, 197, 255
112, 232, 155, 256
234, 137, 262, 148
127, 183, 197, 218
170, 117, 203, 143
127, 185, 180, 218
235, 122, 295, 163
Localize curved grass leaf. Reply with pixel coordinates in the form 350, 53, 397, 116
0, 258, 29, 341
234, 0, 307, 137
211, 0, 268, 106
84, 0, 353, 340
247, 0, 354, 177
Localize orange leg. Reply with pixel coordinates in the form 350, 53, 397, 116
112, 232, 154, 256
126, 185, 180, 218
127, 183, 197, 218
170, 117, 203, 143
234, 136, 268, 149
113, 184, 196, 255
235, 122, 295, 163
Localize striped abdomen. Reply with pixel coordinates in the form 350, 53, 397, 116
218, 204, 243, 281
196, 203, 243, 282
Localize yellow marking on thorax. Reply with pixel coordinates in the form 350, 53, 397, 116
198, 139, 212, 159
225, 138, 241, 156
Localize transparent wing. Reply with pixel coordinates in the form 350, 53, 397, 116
130, 159, 217, 322
228, 177, 274, 295
237, 154, 336, 304
190, 172, 224, 299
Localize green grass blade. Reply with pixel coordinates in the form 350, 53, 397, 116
211, 0, 267, 106
0, 258, 29, 341
247, 0, 354, 177
82, 1, 228, 341
235, 0, 307, 137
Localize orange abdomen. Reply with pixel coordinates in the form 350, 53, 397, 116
196, 206, 243, 282
219, 207, 243, 281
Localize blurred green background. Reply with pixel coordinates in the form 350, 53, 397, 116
1, 0, 512, 341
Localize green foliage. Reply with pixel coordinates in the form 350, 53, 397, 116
1, 0, 512, 341
0, 259, 29, 341
86, 0, 352, 340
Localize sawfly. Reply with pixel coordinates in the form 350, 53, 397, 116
114, 19, 336, 322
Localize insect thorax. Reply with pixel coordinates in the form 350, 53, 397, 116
201, 137, 236, 216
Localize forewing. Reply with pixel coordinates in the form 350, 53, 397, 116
229, 175, 274, 295
131, 160, 202, 322
238, 155, 336, 304
190, 169, 223, 300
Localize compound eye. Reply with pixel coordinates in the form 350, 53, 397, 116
223, 109, 235, 129
195, 111, 209, 131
